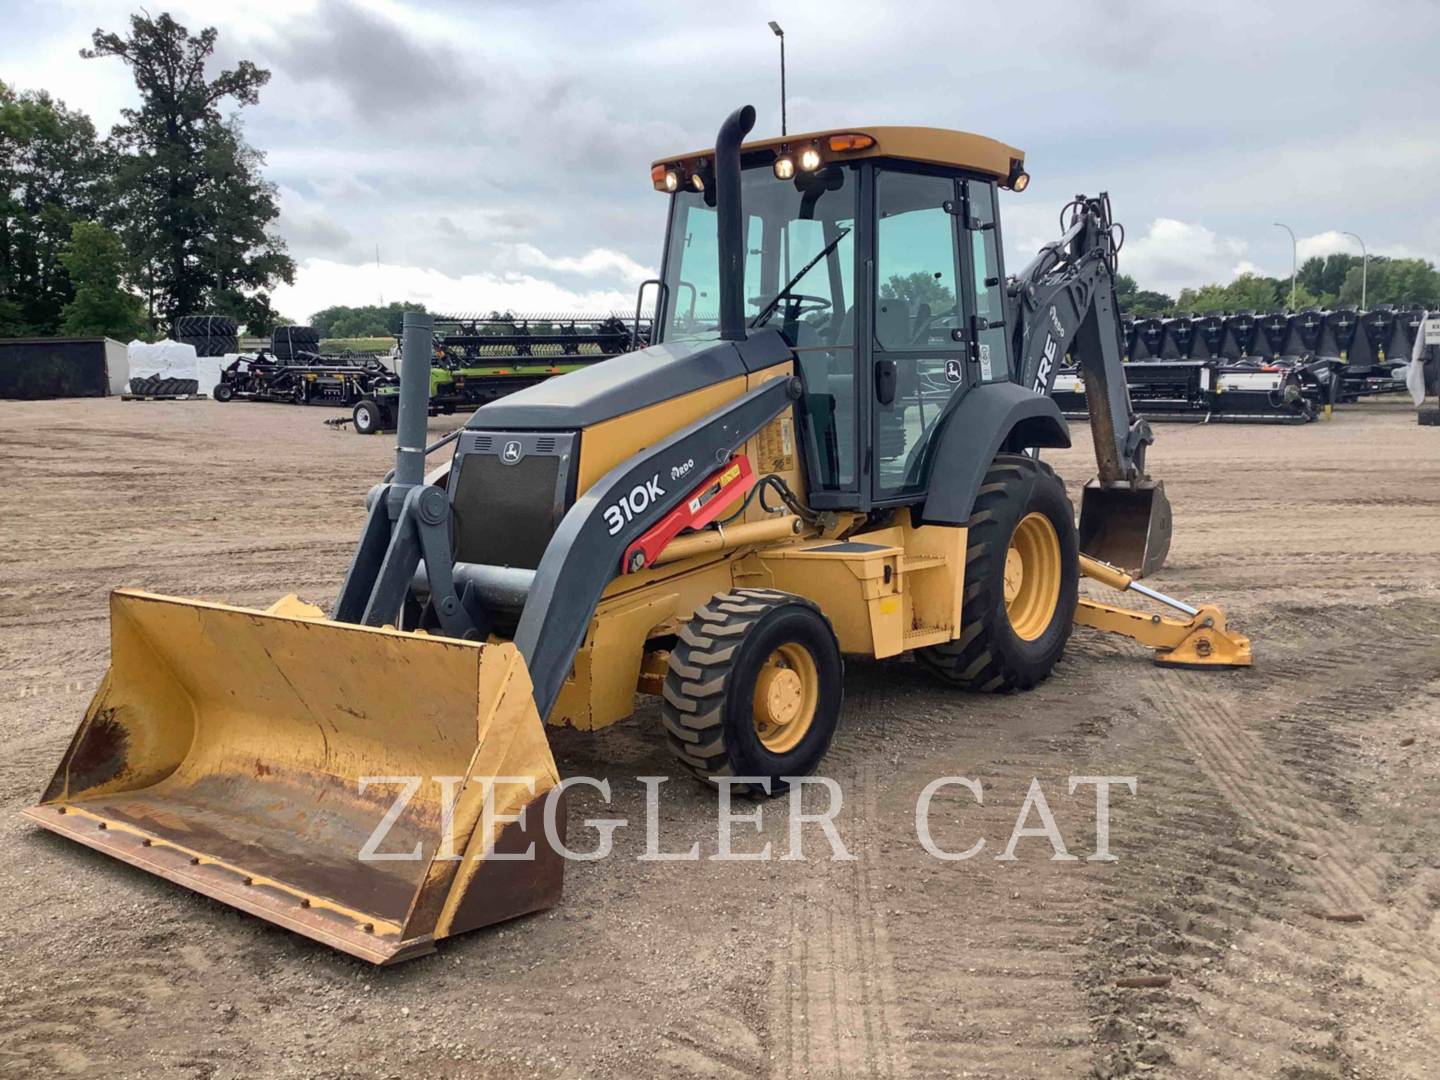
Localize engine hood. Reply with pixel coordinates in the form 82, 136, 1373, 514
467, 328, 792, 431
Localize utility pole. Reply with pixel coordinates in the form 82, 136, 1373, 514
1342, 231, 1368, 309
768, 21, 787, 135
1274, 222, 1298, 308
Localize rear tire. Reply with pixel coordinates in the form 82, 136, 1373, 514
917, 453, 1078, 692
662, 590, 842, 796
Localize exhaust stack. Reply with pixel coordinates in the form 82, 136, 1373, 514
715, 104, 756, 342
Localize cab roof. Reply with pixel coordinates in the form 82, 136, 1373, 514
652, 126, 1026, 188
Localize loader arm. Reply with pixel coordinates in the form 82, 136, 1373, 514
1009, 194, 1172, 575
515, 374, 798, 719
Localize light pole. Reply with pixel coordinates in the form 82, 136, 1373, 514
1342, 231, 1368, 309
1274, 222, 1297, 309
768, 21, 786, 135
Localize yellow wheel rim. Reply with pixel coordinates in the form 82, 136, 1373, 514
753, 643, 819, 753
1004, 512, 1062, 641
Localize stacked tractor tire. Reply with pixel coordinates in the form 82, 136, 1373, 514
1053, 304, 1425, 423
271, 325, 323, 361
174, 314, 239, 358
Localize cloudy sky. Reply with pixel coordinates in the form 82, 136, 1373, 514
5, 0, 1439, 322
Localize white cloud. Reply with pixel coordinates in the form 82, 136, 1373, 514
1296, 230, 1360, 262
272, 255, 636, 322
1119, 219, 1250, 296
8, 0, 1440, 309
508, 244, 652, 284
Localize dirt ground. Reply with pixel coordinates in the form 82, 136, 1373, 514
1, 395, 1438, 1080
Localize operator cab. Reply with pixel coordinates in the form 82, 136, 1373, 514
649, 127, 1029, 510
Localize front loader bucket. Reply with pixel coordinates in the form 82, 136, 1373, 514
1078, 479, 1173, 578
23, 590, 563, 965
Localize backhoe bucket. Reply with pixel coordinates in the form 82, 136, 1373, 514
1078, 478, 1173, 578
23, 590, 564, 965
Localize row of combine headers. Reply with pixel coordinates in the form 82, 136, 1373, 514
345, 313, 649, 434
212, 314, 651, 431
1053, 305, 1425, 423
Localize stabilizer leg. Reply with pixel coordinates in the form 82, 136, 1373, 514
1076, 555, 1252, 668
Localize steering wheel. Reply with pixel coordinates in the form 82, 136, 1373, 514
779, 294, 833, 320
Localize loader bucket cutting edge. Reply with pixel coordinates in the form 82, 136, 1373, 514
1077, 479, 1173, 579
22, 590, 565, 965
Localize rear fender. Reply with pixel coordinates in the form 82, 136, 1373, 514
920, 382, 1070, 525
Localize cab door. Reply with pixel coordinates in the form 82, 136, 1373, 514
962, 177, 1013, 385
868, 168, 969, 501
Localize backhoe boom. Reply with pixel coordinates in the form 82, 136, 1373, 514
1011, 194, 1172, 576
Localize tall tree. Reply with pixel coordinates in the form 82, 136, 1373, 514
0, 80, 105, 334
83, 13, 294, 332
1297, 253, 1360, 304
58, 221, 147, 339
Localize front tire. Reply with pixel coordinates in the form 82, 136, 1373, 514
917, 453, 1078, 692
662, 590, 842, 796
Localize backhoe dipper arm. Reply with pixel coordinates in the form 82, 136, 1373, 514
1009, 194, 1173, 576
1011, 193, 1153, 482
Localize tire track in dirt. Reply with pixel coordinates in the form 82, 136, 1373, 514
1076, 694, 1347, 1078
1086, 598, 1440, 1077
792, 657, 1114, 1076
768, 766, 910, 1080
890, 757, 1098, 1079
0, 925, 192, 1078
865, 692, 1104, 1077
1160, 614, 1440, 942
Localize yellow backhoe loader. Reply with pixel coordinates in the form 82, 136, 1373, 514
26, 106, 1250, 965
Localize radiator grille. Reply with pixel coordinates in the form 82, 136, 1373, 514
450, 431, 576, 570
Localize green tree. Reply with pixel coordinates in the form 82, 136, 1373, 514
199, 120, 293, 334
1114, 273, 1174, 317
1175, 273, 1319, 315
1297, 254, 1360, 305
880, 271, 955, 310
1338, 257, 1440, 308
0, 80, 105, 334
84, 13, 294, 331
310, 302, 427, 337
57, 221, 147, 339
1173, 282, 1232, 314
1229, 274, 1285, 311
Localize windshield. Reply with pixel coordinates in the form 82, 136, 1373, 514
659, 164, 857, 344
